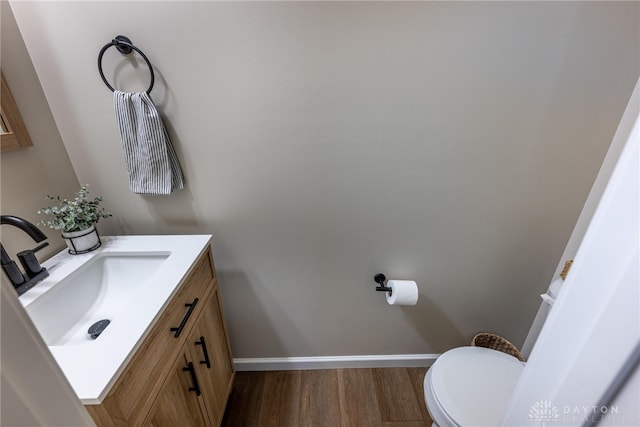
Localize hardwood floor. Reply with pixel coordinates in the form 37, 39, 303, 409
221, 368, 433, 427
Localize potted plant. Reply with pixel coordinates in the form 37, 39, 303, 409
38, 185, 112, 254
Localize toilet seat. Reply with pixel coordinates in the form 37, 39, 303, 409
424, 346, 525, 426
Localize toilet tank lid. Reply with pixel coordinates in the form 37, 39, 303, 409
429, 346, 525, 426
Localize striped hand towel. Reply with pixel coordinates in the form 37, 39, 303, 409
113, 91, 184, 195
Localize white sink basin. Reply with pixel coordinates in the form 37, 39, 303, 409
25, 252, 169, 346
19, 235, 213, 404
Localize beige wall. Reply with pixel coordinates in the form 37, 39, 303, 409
9, 1, 639, 358
1, 2, 80, 270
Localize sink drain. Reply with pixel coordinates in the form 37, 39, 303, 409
88, 319, 111, 339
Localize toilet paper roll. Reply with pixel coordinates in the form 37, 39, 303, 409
386, 280, 419, 306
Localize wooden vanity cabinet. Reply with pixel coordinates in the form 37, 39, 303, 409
86, 248, 235, 427
144, 286, 233, 427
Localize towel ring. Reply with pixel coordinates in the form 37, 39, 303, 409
97, 35, 154, 94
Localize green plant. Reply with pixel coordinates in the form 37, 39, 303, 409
38, 185, 112, 232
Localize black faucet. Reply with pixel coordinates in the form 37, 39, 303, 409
1, 215, 50, 296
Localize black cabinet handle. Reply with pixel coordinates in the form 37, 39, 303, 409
194, 336, 211, 369
182, 362, 201, 396
170, 298, 199, 338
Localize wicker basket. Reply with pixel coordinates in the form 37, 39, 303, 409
471, 333, 525, 362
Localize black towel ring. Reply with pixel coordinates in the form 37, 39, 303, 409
97, 35, 154, 95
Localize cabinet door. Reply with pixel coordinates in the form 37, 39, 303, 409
188, 286, 234, 426
143, 345, 208, 427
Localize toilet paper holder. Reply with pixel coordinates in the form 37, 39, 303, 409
374, 273, 392, 295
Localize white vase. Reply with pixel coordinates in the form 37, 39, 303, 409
62, 225, 101, 254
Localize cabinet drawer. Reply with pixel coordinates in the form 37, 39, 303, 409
86, 248, 214, 427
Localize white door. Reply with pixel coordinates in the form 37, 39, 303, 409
502, 81, 640, 426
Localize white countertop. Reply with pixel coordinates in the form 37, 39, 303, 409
19, 234, 213, 404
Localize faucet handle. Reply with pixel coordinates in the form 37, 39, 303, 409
2, 260, 26, 285
17, 242, 48, 279
32, 242, 49, 253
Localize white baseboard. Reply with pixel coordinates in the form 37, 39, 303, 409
233, 354, 440, 371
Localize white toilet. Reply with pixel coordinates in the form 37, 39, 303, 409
423, 346, 525, 427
